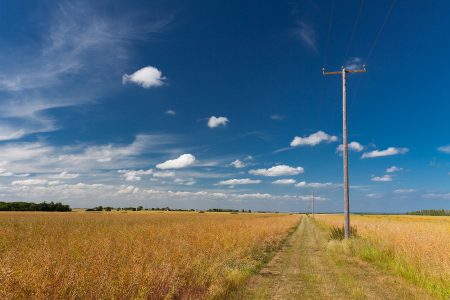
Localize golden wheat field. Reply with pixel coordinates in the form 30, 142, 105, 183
0, 211, 300, 299
316, 214, 450, 297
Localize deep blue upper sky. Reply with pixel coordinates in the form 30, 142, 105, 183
0, 0, 448, 212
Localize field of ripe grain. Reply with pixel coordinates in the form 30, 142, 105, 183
0, 211, 300, 299
316, 214, 450, 298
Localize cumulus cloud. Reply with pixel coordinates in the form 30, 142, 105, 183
207, 116, 229, 128
337, 142, 364, 152
122, 66, 166, 88
438, 145, 450, 154
49, 171, 79, 179
156, 154, 196, 169
371, 174, 393, 182
295, 181, 340, 188
272, 179, 296, 185
216, 178, 261, 185
118, 169, 153, 181
230, 159, 246, 168
249, 165, 304, 177
362, 147, 409, 159
386, 166, 403, 173
290, 131, 337, 147
394, 188, 416, 194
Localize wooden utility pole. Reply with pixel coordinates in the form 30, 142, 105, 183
323, 65, 366, 238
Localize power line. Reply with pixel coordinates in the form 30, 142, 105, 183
366, 0, 397, 63
344, 0, 365, 61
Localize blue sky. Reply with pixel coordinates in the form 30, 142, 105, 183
0, 0, 449, 212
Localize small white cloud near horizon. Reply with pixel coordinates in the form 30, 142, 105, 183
295, 181, 339, 188
366, 193, 383, 199
337, 141, 364, 152
49, 171, 79, 179
11, 179, 60, 186
291, 131, 337, 147
250, 165, 304, 177
230, 159, 246, 168
153, 171, 175, 178
216, 178, 261, 185
118, 169, 153, 181
122, 66, 166, 88
394, 188, 417, 194
386, 166, 403, 173
272, 179, 296, 185
438, 145, 450, 154
207, 116, 229, 128
362, 147, 409, 159
165, 110, 176, 116
371, 174, 393, 182
156, 154, 196, 169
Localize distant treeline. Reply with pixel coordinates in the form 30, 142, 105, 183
0, 201, 71, 212
86, 206, 196, 212
85, 206, 256, 213
406, 209, 450, 216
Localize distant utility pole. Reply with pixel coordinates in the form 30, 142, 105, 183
323, 65, 366, 238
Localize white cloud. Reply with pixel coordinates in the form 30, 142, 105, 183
165, 110, 176, 116
345, 57, 363, 70
174, 178, 196, 185
153, 171, 175, 178
49, 171, 79, 179
438, 145, 450, 154
249, 165, 304, 177
394, 189, 416, 194
371, 174, 393, 182
422, 193, 450, 200
337, 142, 364, 152
118, 169, 153, 181
11, 179, 60, 186
272, 179, 296, 185
122, 66, 166, 88
230, 159, 246, 168
207, 116, 229, 128
295, 181, 340, 188
296, 22, 316, 50
362, 147, 409, 159
366, 193, 383, 199
0, 168, 29, 177
290, 131, 337, 147
270, 114, 285, 121
386, 166, 403, 173
117, 185, 140, 194
156, 154, 196, 169
216, 178, 261, 185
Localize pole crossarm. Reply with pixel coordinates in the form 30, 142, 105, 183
322, 64, 366, 239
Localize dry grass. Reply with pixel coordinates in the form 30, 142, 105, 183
316, 214, 450, 298
0, 211, 300, 299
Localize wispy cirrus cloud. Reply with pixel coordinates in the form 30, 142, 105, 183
438, 145, 450, 154
0, 1, 172, 141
